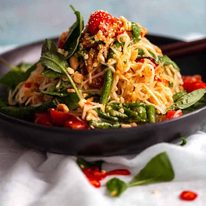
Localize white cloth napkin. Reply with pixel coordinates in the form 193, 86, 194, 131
0, 41, 206, 206
0, 131, 206, 206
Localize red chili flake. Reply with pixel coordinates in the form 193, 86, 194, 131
24, 82, 32, 88
89, 179, 101, 188
106, 169, 131, 176
179, 190, 198, 201
136, 57, 158, 68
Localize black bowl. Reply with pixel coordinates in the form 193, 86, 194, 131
0, 35, 206, 156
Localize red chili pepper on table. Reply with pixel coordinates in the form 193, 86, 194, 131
179, 190, 198, 201
81, 164, 130, 188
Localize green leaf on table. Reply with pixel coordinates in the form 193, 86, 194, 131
175, 88, 206, 110
106, 152, 174, 197
106, 178, 128, 197
63, 5, 84, 58
0, 63, 36, 89
129, 152, 174, 187
77, 158, 104, 170
179, 137, 187, 146
158, 55, 180, 71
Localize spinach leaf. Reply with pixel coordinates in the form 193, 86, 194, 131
40, 51, 82, 100
0, 101, 56, 119
0, 63, 36, 89
63, 5, 84, 58
131, 22, 141, 42
41, 39, 57, 55
158, 55, 180, 71
129, 152, 174, 187
175, 89, 206, 109
106, 178, 128, 197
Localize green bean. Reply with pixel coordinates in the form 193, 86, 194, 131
109, 103, 122, 110
97, 110, 119, 122
107, 106, 128, 119
131, 22, 141, 42
89, 120, 120, 129
100, 69, 113, 105
136, 106, 147, 122
147, 105, 156, 123
124, 102, 145, 109
123, 107, 141, 122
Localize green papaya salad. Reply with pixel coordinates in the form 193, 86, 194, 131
0, 6, 206, 129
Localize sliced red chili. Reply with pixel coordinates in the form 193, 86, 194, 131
166, 110, 183, 120
179, 190, 198, 201
64, 118, 88, 130
49, 108, 72, 126
106, 169, 131, 176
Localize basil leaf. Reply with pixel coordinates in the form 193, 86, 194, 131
40, 52, 68, 74
173, 91, 187, 102
0, 101, 56, 119
41, 90, 68, 97
0, 63, 36, 89
159, 55, 180, 71
106, 178, 128, 197
40, 52, 82, 100
175, 89, 206, 109
129, 152, 174, 187
42, 69, 63, 78
63, 5, 84, 58
131, 22, 141, 42
41, 39, 57, 55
